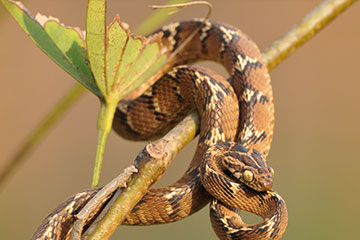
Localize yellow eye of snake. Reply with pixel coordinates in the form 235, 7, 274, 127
243, 170, 254, 182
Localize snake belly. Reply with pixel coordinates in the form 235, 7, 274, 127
32, 19, 288, 239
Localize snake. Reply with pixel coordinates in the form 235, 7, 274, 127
31, 19, 288, 239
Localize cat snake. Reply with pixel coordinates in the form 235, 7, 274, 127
32, 19, 288, 240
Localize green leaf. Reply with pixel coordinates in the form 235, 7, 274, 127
1, 0, 102, 98
106, 18, 128, 91
106, 16, 169, 102
119, 36, 168, 98
86, 0, 106, 97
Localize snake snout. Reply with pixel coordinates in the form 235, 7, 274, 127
262, 179, 273, 191
257, 175, 273, 191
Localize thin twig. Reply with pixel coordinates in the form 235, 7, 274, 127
134, 0, 190, 36
70, 165, 137, 240
78, 0, 358, 239
150, 1, 213, 21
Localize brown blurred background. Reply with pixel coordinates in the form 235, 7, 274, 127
1, 0, 359, 239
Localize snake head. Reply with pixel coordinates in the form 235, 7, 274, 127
222, 146, 274, 192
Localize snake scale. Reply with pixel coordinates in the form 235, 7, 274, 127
32, 19, 288, 239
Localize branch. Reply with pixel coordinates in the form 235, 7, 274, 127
70, 165, 138, 240
78, 0, 358, 239
75, 113, 199, 239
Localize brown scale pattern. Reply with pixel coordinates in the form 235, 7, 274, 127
32, 19, 287, 239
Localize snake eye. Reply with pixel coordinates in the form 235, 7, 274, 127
243, 170, 254, 182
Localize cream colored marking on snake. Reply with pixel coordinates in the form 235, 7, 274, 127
200, 20, 212, 41
161, 22, 180, 51
220, 26, 236, 44
235, 54, 259, 72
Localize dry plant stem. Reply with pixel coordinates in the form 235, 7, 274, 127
82, 113, 199, 239
0, 84, 86, 190
70, 165, 137, 240
81, 143, 169, 239
81, 0, 357, 239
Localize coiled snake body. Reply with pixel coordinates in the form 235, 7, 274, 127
32, 19, 288, 239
